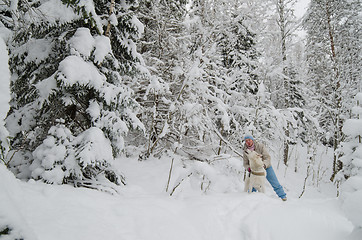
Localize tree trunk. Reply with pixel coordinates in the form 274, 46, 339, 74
325, 1, 343, 182
277, 0, 290, 166
283, 126, 289, 166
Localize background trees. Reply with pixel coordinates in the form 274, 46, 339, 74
135, 0, 188, 157
134, 0, 261, 160
0, 0, 360, 190
303, 0, 362, 181
241, 0, 316, 165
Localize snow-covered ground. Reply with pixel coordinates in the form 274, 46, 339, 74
0, 152, 355, 240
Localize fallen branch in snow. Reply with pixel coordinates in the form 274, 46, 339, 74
209, 154, 235, 162
73, 180, 120, 195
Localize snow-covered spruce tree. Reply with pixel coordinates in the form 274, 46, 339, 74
303, 0, 361, 180
216, 5, 262, 146
5, 0, 144, 186
338, 93, 362, 181
337, 92, 362, 238
217, 7, 259, 95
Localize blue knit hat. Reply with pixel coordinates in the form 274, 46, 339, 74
244, 135, 254, 141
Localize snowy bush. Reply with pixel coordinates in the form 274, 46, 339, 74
166, 153, 244, 196
28, 123, 122, 185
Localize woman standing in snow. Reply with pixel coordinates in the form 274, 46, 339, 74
243, 135, 287, 201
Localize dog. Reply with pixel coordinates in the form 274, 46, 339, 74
244, 149, 266, 193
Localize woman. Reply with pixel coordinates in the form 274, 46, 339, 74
243, 135, 287, 201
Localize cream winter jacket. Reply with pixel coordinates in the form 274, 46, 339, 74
243, 141, 272, 170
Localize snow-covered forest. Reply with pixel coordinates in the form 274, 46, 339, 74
0, 0, 361, 239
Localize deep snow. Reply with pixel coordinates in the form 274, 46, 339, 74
0, 156, 354, 240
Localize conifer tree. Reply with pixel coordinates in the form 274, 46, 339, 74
5, 0, 144, 187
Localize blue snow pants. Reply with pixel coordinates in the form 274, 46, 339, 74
252, 166, 286, 199
266, 166, 287, 199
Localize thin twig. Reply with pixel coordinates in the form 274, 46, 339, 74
170, 173, 192, 196
166, 158, 174, 192
212, 128, 243, 158
299, 164, 311, 198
